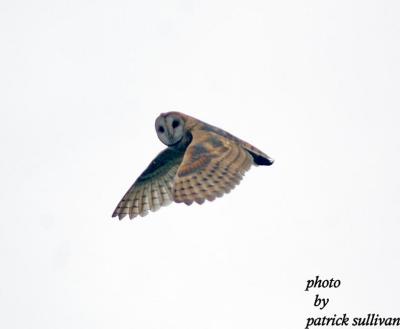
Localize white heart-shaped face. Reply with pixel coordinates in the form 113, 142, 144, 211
155, 112, 185, 146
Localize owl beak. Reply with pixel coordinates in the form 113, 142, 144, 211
166, 125, 174, 138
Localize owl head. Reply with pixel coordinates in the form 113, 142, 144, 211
155, 112, 187, 146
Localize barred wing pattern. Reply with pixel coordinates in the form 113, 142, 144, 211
112, 148, 184, 219
173, 130, 253, 205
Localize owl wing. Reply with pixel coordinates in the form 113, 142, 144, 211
112, 148, 185, 219
173, 129, 253, 205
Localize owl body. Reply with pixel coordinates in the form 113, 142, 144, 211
112, 112, 273, 219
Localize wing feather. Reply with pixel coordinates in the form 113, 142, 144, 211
112, 148, 184, 219
173, 130, 253, 205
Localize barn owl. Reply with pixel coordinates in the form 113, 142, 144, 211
112, 112, 274, 219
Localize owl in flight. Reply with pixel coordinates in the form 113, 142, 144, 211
112, 112, 274, 219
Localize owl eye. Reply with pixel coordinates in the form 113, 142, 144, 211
158, 126, 165, 133
172, 120, 180, 128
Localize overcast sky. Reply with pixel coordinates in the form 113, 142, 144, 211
1, 1, 400, 328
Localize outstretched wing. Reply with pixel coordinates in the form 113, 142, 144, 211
112, 148, 185, 219
173, 129, 253, 205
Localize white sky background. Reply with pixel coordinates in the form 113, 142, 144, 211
1, 0, 400, 328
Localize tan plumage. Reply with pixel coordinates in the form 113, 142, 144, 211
112, 112, 274, 220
